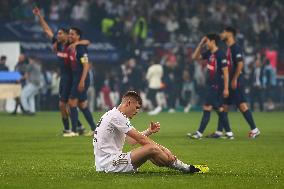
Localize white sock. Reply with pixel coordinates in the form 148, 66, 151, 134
215, 131, 223, 136
251, 128, 259, 133
196, 131, 202, 137
226, 132, 233, 136
170, 159, 190, 172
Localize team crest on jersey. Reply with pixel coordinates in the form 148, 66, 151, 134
222, 59, 227, 64
236, 53, 242, 58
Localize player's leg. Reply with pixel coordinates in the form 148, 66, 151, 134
59, 100, 70, 131
238, 102, 260, 138
78, 100, 96, 132
68, 98, 79, 133
77, 79, 96, 132
130, 144, 171, 168
187, 105, 212, 139
235, 87, 260, 138
131, 144, 209, 173
217, 106, 234, 139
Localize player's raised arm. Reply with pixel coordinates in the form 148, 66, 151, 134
192, 37, 207, 60
33, 7, 54, 39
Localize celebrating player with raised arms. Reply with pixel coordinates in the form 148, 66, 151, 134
33, 7, 91, 136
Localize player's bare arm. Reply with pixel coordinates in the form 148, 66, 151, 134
68, 40, 91, 50
126, 121, 161, 145
78, 60, 89, 92
192, 37, 207, 60
231, 60, 243, 89
32, 7, 54, 39
222, 67, 229, 98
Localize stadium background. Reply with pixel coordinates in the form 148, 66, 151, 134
0, 1, 284, 189
0, 0, 284, 112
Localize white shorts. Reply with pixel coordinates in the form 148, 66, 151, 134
99, 152, 137, 173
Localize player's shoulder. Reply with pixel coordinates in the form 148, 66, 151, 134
76, 44, 88, 52
109, 108, 128, 122
216, 49, 226, 58
232, 43, 243, 52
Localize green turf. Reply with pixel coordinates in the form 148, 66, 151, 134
0, 111, 283, 189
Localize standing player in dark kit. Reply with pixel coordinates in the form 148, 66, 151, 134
208, 26, 260, 138
187, 34, 233, 139
33, 7, 90, 137
67, 27, 96, 135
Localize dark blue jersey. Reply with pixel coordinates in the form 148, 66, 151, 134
68, 45, 89, 79
202, 49, 228, 88
226, 43, 244, 81
52, 36, 71, 79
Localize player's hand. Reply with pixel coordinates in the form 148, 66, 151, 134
32, 7, 41, 16
68, 42, 78, 50
231, 79, 237, 89
149, 121, 161, 134
223, 88, 229, 98
199, 37, 207, 46
52, 43, 58, 52
78, 81, 85, 92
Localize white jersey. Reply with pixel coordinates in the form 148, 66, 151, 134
93, 107, 133, 171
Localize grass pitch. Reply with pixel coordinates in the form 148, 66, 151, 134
0, 111, 283, 189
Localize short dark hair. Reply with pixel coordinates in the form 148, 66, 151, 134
206, 33, 220, 44
224, 26, 237, 37
70, 27, 82, 38
0, 55, 7, 61
122, 91, 142, 106
58, 28, 68, 34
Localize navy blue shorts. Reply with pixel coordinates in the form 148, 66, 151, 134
59, 77, 72, 103
69, 77, 90, 102
224, 85, 247, 106
204, 87, 223, 108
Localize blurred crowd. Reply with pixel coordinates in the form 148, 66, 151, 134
0, 52, 282, 113
1, 0, 283, 50
0, 0, 283, 113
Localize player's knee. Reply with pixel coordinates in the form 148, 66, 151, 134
239, 103, 248, 112
146, 144, 160, 155
59, 102, 65, 109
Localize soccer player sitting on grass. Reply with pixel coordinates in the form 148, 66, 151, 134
93, 91, 209, 173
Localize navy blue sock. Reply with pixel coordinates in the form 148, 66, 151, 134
242, 110, 256, 130
62, 117, 69, 131
217, 113, 223, 132
77, 119, 83, 129
219, 112, 231, 132
198, 110, 211, 133
70, 107, 78, 132
80, 107, 96, 131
